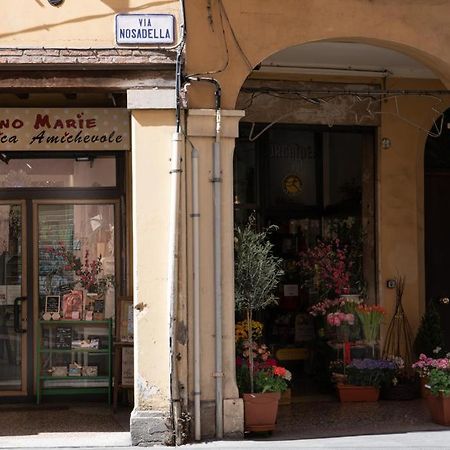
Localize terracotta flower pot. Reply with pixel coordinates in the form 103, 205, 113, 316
242, 392, 281, 432
427, 393, 450, 426
337, 383, 380, 402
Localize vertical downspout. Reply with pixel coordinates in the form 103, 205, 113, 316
212, 93, 223, 440
185, 76, 222, 439
168, 131, 182, 444
169, 0, 186, 444
192, 147, 201, 440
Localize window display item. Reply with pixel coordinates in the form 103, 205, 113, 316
51, 366, 68, 377
61, 290, 83, 320
44, 295, 61, 320
68, 363, 82, 377
55, 327, 72, 349
71, 338, 99, 349
82, 366, 98, 377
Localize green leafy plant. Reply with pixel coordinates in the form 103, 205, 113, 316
428, 368, 450, 396
254, 366, 290, 393
414, 301, 445, 357
234, 215, 284, 392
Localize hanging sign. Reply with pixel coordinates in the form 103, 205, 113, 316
115, 14, 175, 45
0, 108, 130, 151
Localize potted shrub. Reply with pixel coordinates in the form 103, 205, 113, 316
234, 216, 284, 431
337, 358, 396, 402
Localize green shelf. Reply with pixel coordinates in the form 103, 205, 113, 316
37, 318, 112, 405
40, 375, 109, 380
39, 320, 110, 325
40, 348, 109, 354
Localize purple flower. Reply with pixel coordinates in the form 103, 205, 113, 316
348, 358, 396, 370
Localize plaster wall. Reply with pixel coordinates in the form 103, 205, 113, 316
185, 0, 450, 108
378, 79, 450, 335
130, 109, 174, 445
0, 0, 180, 48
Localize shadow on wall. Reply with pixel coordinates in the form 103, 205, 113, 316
33, 0, 173, 10
6, 1, 174, 39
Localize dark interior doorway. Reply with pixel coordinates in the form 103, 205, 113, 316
424, 107, 450, 349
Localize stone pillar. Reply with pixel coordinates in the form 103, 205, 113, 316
186, 109, 245, 439
129, 94, 176, 445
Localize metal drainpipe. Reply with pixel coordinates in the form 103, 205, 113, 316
185, 76, 222, 439
168, 131, 182, 444
169, 0, 186, 443
212, 97, 223, 440
192, 147, 201, 440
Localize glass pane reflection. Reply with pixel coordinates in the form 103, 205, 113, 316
0, 157, 116, 188
0, 204, 22, 390
38, 204, 116, 320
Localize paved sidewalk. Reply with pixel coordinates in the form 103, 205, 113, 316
2, 431, 450, 449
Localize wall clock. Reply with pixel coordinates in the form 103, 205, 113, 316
282, 174, 302, 196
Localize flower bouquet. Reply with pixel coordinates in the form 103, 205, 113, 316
356, 304, 385, 357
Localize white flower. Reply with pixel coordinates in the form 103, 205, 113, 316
283, 369, 292, 382
433, 346, 442, 354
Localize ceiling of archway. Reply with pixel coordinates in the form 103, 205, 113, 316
258, 42, 438, 79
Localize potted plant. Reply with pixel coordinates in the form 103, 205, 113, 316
412, 353, 450, 404
236, 358, 291, 432
337, 358, 396, 402
413, 355, 450, 425
234, 216, 284, 431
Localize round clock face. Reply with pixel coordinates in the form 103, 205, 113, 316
282, 174, 302, 196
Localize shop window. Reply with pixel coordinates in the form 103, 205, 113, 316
38, 203, 116, 320
0, 156, 116, 188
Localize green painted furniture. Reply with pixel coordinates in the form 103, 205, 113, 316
36, 319, 112, 404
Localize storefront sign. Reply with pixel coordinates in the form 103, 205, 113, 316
0, 109, 130, 151
115, 14, 175, 45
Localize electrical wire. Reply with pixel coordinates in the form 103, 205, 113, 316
218, 0, 253, 70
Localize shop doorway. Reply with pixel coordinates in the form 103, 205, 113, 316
425, 107, 450, 349
234, 123, 376, 397
0, 152, 127, 401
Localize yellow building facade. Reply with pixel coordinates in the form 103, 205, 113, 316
0, 0, 449, 446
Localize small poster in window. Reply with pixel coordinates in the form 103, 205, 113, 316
122, 346, 134, 386
55, 327, 72, 349
93, 296, 105, 320
61, 290, 83, 320
45, 295, 60, 313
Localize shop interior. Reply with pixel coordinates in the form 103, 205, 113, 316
233, 122, 376, 399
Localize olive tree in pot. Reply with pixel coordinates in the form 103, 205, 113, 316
234, 216, 285, 432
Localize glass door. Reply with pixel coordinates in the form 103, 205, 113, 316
0, 201, 27, 394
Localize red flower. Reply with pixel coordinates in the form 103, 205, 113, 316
273, 366, 286, 377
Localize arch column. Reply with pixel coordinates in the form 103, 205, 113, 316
129, 108, 176, 446
186, 109, 245, 439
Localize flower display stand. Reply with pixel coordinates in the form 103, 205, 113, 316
426, 393, 450, 426
243, 392, 281, 432
337, 383, 380, 402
